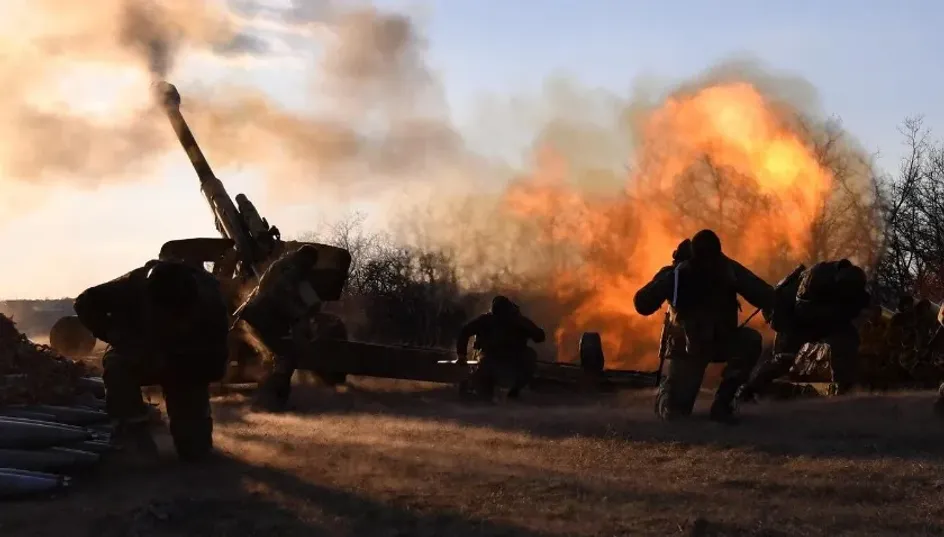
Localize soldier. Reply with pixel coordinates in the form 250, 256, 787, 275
737, 259, 870, 400
455, 296, 546, 400
73, 260, 229, 461
233, 245, 328, 412
634, 229, 774, 424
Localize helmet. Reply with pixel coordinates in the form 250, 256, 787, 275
835, 263, 869, 308
490, 295, 519, 317
691, 229, 722, 261
835, 264, 866, 291
146, 261, 198, 313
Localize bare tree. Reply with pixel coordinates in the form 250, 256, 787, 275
873, 116, 944, 303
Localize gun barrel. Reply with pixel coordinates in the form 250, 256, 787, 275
154, 81, 215, 185
153, 81, 266, 279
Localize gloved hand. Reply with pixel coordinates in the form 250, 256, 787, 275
456, 353, 468, 365
762, 307, 774, 324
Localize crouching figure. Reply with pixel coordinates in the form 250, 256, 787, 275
634, 230, 774, 424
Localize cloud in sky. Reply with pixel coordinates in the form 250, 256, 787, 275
0, 0, 458, 205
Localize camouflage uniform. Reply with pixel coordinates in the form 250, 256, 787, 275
73, 260, 229, 460
739, 260, 870, 398
233, 247, 323, 411
634, 232, 774, 423
456, 296, 546, 399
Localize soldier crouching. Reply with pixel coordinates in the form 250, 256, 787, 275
74, 260, 230, 462
634, 230, 774, 424
233, 245, 325, 412
456, 296, 545, 400
736, 259, 870, 401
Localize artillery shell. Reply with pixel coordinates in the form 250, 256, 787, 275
46, 447, 100, 467
0, 410, 60, 422
11, 405, 109, 426
0, 416, 92, 434
0, 447, 98, 472
74, 399, 106, 411
0, 469, 69, 499
77, 377, 105, 397
67, 440, 114, 454
0, 419, 91, 450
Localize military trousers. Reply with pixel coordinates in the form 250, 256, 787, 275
655, 327, 762, 420
101, 347, 213, 460
746, 322, 859, 396
469, 347, 538, 398
246, 320, 298, 409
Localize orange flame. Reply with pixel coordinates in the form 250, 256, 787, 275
503, 82, 835, 369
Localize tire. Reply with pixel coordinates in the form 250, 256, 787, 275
578, 332, 605, 375
49, 316, 97, 357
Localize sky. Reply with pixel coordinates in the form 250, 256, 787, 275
1, 0, 942, 299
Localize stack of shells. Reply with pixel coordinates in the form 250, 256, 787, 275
0, 313, 113, 500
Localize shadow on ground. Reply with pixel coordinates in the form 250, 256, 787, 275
0, 450, 560, 537
214, 377, 944, 463
5, 380, 944, 536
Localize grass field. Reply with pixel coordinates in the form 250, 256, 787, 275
3, 379, 944, 537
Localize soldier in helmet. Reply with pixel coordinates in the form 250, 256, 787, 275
634, 230, 775, 424
455, 295, 546, 400
737, 259, 871, 400
233, 245, 335, 412
73, 260, 229, 461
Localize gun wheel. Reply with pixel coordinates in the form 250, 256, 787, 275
49, 315, 97, 357
578, 332, 605, 375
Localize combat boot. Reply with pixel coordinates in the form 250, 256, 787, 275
708, 400, 739, 425
654, 385, 691, 421
734, 384, 758, 404
252, 367, 293, 412
111, 417, 160, 465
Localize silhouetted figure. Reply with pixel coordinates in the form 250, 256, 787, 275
74, 260, 229, 461
456, 296, 545, 400
634, 230, 774, 424
738, 259, 870, 400
233, 245, 329, 412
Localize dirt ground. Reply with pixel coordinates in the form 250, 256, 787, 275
2, 379, 944, 537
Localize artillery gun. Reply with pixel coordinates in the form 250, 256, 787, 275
48, 82, 353, 385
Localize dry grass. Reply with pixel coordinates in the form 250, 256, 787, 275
3, 379, 944, 536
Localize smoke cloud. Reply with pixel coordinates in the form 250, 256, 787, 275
396, 59, 882, 368
0, 0, 457, 193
